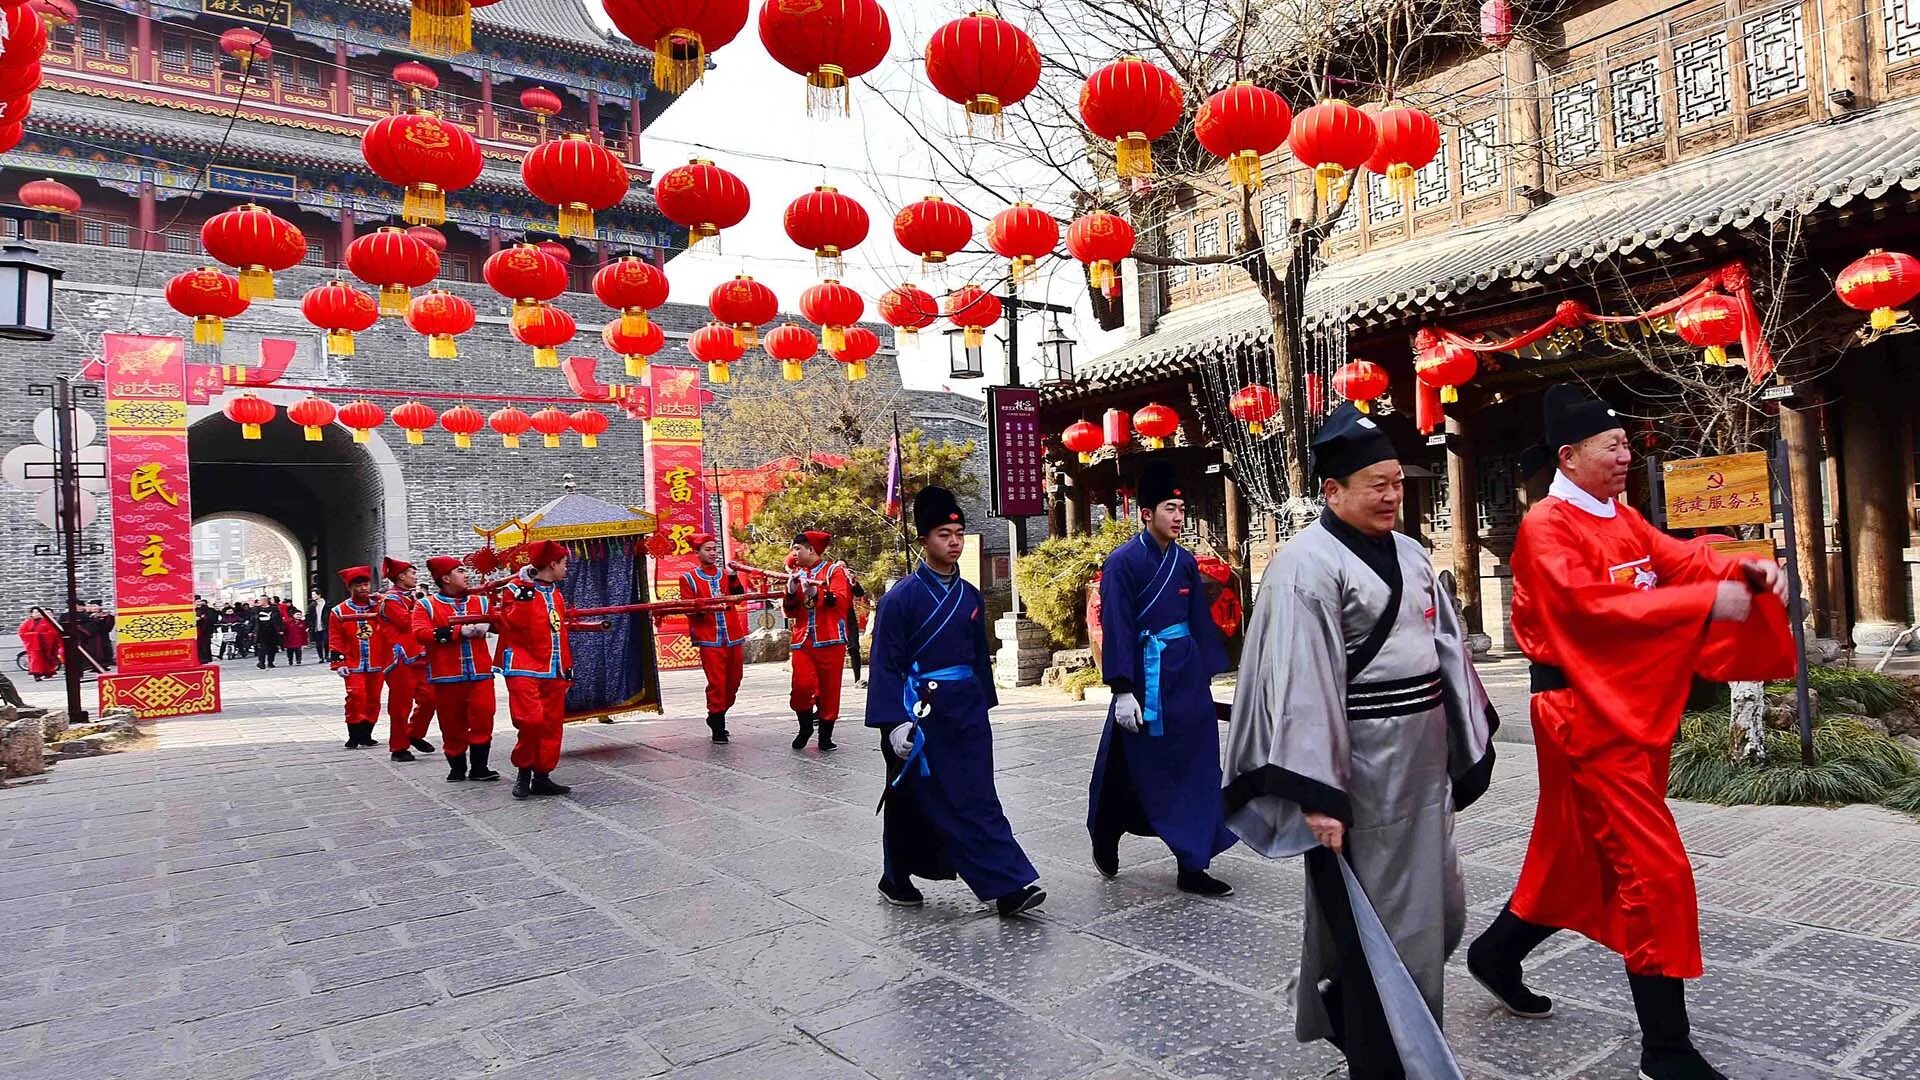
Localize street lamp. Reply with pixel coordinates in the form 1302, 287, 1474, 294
945, 325, 984, 379
1038, 317, 1076, 384
0, 241, 61, 341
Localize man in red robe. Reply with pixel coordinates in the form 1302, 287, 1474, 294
328, 566, 389, 750
497, 540, 574, 799
18, 610, 61, 680
413, 555, 500, 783
1465, 384, 1793, 1080
680, 532, 748, 744
784, 529, 854, 752
379, 558, 437, 762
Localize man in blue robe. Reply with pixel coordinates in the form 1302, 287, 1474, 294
1090, 458, 1238, 896
866, 486, 1045, 917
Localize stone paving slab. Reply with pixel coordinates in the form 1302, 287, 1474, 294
3, 660, 1920, 1078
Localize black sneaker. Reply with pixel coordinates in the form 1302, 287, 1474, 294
1638, 1048, 1728, 1080
1092, 832, 1120, 880
1176, 870, 1234, 897
390, 750, 416, 763
343, 732, 359, 750
410, 738, 436, 754
1466, 937, 1554, 1019
877, 876, 924, 907
995, 884, 1046, 917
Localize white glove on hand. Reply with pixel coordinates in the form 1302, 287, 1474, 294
1112, 693, 1144, 733
460, 623, 489, 638
888, 723, 915, 758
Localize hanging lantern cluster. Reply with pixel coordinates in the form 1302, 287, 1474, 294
1835, 249, 1920, 335
523, 134, 630, 238
799, 279, 863, 352
655, 159, 751, 251
346, 226, 441, 316
604, 318, 665, 378
1062, 419, 1102, 463
483, 243, 568, 317
512, 302, 577, 368
944, 284, 1001, 348
830, 325, 879, 381
604, 0, 751, 94
1079, 56, 1183, 177
758, 0, 891, 114
689, 322, 746, 384
1290, 100, 1377, 199
406, 289, 476, 359
1133, 403, 1179, 449
200, 203, 306, 300
1065, 209, 1135, 296
765, 323, 818, 382
879, 283, 938, 337
709, 274, 778, 347
593, 255, 668, 336
1334, 359, 1389, 412
218, 27, 271, 72
300, 281, 379, 357
1228, 384, 1278, 435
923, 12, 1040, 136
1196, 82, 1292, 189
361, 111, 483, 226
1673, 292, 1743, 366
784, 185, 869, 277
893, 195, 972, 271
164, 266, 248, 345
986, 202, 1058, 284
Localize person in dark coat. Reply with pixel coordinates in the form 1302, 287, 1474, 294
254, 599, 284, 668
195, 599, 215, 665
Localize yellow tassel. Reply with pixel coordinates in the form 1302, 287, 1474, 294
454, 433, 472, 449
429, 335, 458, 359
409, 0, 471, 57
653, 31, 706, 94
1314, 163, 1344, 202
708, 362, 731, 384
402, 184, 445, 226
242, 423, 260, 440
1144, 437, 1164, 450
501, 434, 520, 448
1010, 257, 1032, 285
352, 429, 369, 444
1229, 150, 1263, 189
782, 360, 803, 382
534, 347, 558, 368
380, 286, 410, 317
511, 299, 531, 318
238, 266, 273, 300
581, 434, 599, 449
328, 331, 356, 357
817, 252, 844, 279
1872, 307, 1900, 331
194, 316, 221, 345
543, 433, 561, 449
1355, 399, 1371, 414
824, 326, 846, 352
963, 326, 984, 348
1248, 421, 1264, 436
1077, 451, 1092, 464
624, 355, 646, 377
1704, 345, 1728, 366
847, 361, 867, 381
688, 225, 720, 252
303, 426, 322, 442
1441, 385, 1459, 404
806, 66, 849, 116
1116, 133, 1152, 177
406, 430, 424, 446
558, 204, 593, 239
1090, 261, 1114, 291
622, 311, 647, 336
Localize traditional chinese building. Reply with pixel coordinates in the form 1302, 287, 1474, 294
1042, 0, 1920, 654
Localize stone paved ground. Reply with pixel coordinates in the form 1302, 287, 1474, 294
4, 657, 1920, 1079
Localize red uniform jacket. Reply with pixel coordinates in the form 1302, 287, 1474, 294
411, 592, 496, 684
328, 599, 390, 674
380, 589, 426, 665
496, 579, 572, 679
681, 565, 748, 647
783, 560, 853, 649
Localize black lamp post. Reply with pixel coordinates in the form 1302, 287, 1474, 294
1038, 316, 1076, 384
0, 240, 62, 342
945, 325, 985, 380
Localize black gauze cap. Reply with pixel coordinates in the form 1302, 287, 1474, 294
1135, 457, 1184, 509
1542, 383, 1622, 452
912, 485, 965, 536
1310, 402, 1399, 479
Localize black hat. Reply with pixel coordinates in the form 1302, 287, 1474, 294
1542, 383, 1621, 452
1136, 457, 1184, 509
913, 486, 965, 536
1310, 402, 1399, 479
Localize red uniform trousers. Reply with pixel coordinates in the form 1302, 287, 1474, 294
342, 671, 383, 730
789, 644, 846, 723
433, 680, 496, 757
506, 676, 569, 773
384, 660, 435, 751
699, 644, 744, 714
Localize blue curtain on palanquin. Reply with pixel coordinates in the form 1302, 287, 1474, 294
559, 537, 661, 718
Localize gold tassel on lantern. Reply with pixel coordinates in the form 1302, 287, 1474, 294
410, 0, 472, 57
1441, 386, 1459, 404
194, 316, 224, 345
327, 331, 356, 357
581, 432, 599, 449
1314, 163, 1345, 202
652, 30, 707, 94
1089, 260, 1115, 293
708, 362, 731, 384
241, 423, 261, 440
380, 286, 410, 317
429, 334, 458, 360
823, 326, 847, 352
543, 431, 562, 449
847, 361, 868, 381
501, 433, 521, 449
782, 360, 803, 382
1873, 306, 1901, 331
1703, 346, 1728, 366
807, 64, 850, 116
625, 355, 647, 378
454, 432, 472, 449
1116, 132, 1153, 177
238, 266, 274, 300
1247, 420, 1264, 436
1229, 150, 1264, 189
687, 224, 721, 253
963, 326, 984, 348
1355, 398, 1371, 414
557, 203, 594, 239
731, 325, 758, 348
1010, 256, 1034, 285
403, 182, 446, 226
302, 426, 323, 442
351, 428, 370, 444
622, 310, 648, 336
405, 429, 424, 446
534, 348, 559, 368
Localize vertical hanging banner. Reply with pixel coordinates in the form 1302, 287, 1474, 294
645, 364, 707, 670
100, 333, 220, 718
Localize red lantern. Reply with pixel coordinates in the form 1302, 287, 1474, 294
604, 317, 665, 378
830, 325, 880, 381
1289, 100, 1378, 198
784, 185, 869, 277
603, 0, 752, 94
878, 283, 938, 336
345, 226, 441, 316
799, 279, 864, 353
287, 397, 336, 443
1334, 359, 1389, 412
1133, 402, 1179, 449
765, 323, 818, 382
488, 405, 532, 448
483, 243, 567, 316
1102, 408, 1131, 448
1673, 292, 1744, 366
689, 321, 747, 384
1836, 249, 1920, 333
201, 203, 305, 300
1062, 419, 1102, 463
1480, 0, 1514, 48
407, 0, 503, 57
392, 60, 439, 106
223, 393, 274, 441
536, 240, 573, 266
1228, 384, 1279, 435
519, 84, 562, 133
513, 302, 576, 368
522, 134, 630, 239
570, 408, 610, 449
530, 405, 572, 448
987, 202, 1059, 284
709, 274, 778, 347
893, 195, 972, 270
0, 58, 42, 106
758, 0, 891, 114
1368, 106, 1442, 203
923, 12, 1040, 134
1415, 376, 1444, 436
1196, 81, 1292, 189
944, 284, 1002, 348
593, 256, 668, 336
217, 26, 270, 71
3, 5, 48, 67
1415, 340, 1478, 402
361, 111, 483, 226
654, 159, 750, 251
16, 177, 76, 215
406, 224, 447, 252
300, 281, 378, 357
392, 400, 438, 446
1065, 210, 1135, 295
164, 266, 248, 345
1078, 56, 1184, 177
339, 400, 385, 444
405, 288, 476, 359
29, 0, 74, 31
440, 404, 485, 449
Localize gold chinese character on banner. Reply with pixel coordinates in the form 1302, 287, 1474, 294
668, 523, 697, 555
128, 462, 179, 506
139, 534, 171, 576
663, 466, 695, 504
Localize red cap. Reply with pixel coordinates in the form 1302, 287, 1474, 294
527, 539, 568, 568
426, 556, 463, 582
382, 557, 413, 579
338, 565, 372, 587
797, 529, 831, 554
689, 531, 718, 549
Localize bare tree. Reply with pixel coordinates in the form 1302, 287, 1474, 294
704, 373, 908, 467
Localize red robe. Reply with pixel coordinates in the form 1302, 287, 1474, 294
1508, 492, 1794, 978
18, 616, 61, 676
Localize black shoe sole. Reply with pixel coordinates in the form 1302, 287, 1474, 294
877, 884, 924, 907
1093, 855, 1118, 880
1468, 967, 1554, 1019
469, 772, 501, 782
1177, 882, 1235, 897
999, 889, 1046, 916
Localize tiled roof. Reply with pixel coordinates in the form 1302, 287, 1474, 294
474, 0, 623, 48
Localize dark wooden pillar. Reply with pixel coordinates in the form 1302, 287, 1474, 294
479, 70, 496, 138
334, 41, 351, 116
1840, 348, 1909, 646
136, 181, 157, 252
1446, 413, 1484, 634
1780, 397, 1831, 639
1223, 465, 1248, 570
1047, 488, 1066, 539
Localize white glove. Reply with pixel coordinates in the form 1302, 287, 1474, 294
888, 723, 915, 758
1112, 693, 1144, 733
460, 623, 490, 638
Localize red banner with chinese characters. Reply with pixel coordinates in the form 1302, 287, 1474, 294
645, 364, 707, 670
103, 334, 200, 675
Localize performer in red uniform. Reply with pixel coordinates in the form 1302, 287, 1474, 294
497, 539, 574, 799
17, 610, 61, 680
327, 566, 388, 750
379, 557, 437, 762
412, 555, 501, 783
783, 529, 854, 752
1466, 385, 1793, 1080
681, 532, 748, 744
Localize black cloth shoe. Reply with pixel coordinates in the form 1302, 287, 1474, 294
877, 876, 924, 906
343, 728, 359, 750
1177, 870, 1234, 897
817, 720, 837, 752
706, 712, 729, 744
512, 768, 533, 799
1467, 905, 1557, 1018
1631, 973, 1724, 1080
468, 743, 500, 781
529, 773, 571, 797
1092, 831, 1120, 879
995, 884, 1046, 917
791, 710, 815, 750
411, 738, 435, 754
445, 754, 467, 782
354, 723, 378, 747
390, 749, 416, 762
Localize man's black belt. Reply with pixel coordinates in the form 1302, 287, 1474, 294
1529, 663, 1569, 693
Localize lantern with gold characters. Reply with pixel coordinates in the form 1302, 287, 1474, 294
689, 322, 746, 384
1132, 402, 1179, 449
1835, 248, 1920, 335
1673, 292, 1743, 366
1334, 359, 1389, 412
1078, 56, 1183, 177
765, 323, 818, 382
406, 289, 476, 359
164, 266, 248, 345
1228, 384, 1278, 435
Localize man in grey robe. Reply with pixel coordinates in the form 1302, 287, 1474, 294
1223, 404, 1498, 1079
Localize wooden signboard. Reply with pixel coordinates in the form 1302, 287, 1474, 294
1662, 452, 1772, 529
1709, 539, 1777, 561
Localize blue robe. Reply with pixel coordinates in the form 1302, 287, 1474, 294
866, 563, 1038, 901
1090, 532, 1238, 871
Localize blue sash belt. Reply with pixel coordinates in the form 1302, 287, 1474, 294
892, 664, 972, 788
1139, 622, 1190, 737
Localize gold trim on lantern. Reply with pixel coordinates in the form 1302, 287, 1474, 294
380, 285, 410, 317
1229, 149, 1264, 189
782, 360, 803, 382
351, 429, 370, 444
847, 361, 868, 381
807, 64, 850, 115
534, 347, 559, 368
429, 334, 458, 359
731, 325, 759, 348
581, 434, 599, 449
327, 331, 356, 357
708, 362, 732, 384
410, 0, 473, 57
823, 326, 847, 352
241, 423, 261, 440
403, 182, 446, 226
502, 433, 522, 449
963, 326, 984, 348
622, 310, 648, 335
543, 432, 562, 449
194, 315, 224, 345
405, 429, 425, 446
625, 355, 647, 378
1873, 307, 1902, 331
653, 29, 707, 94
302, 426, 323, 442
454, 432, 472, 449
557, 203, 594, 238
238, 266, 273, 300
1116, 132, 1153, 177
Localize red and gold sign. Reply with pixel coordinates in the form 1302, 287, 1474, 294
1662, 452, 1772, 530
99, 666, 220, 721
645, 363, 708, 669
103, 334, 201, 676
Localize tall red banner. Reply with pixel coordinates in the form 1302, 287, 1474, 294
645, 364, 706, 670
